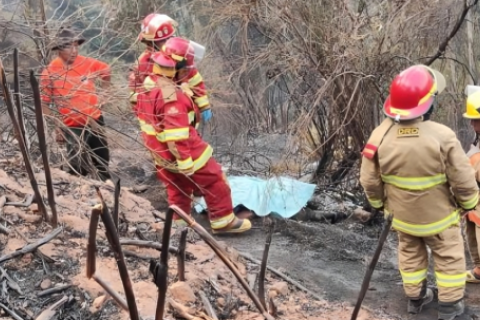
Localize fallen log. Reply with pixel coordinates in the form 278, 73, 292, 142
0, 227, 62, 264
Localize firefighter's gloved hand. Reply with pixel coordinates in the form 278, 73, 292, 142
202, 109, 212, 122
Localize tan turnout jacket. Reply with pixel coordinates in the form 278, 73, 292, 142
360, 118, 479, 237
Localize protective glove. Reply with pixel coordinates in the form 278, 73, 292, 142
201, 109, 213, 122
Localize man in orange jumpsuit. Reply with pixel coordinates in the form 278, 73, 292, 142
128, 14, 212, 123
40, 27, 112, 182
134, 50, 251, 234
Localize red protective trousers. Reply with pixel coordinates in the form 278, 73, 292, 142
156, 158, 235, 229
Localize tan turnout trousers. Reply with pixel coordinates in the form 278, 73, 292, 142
398, 225, 466, 302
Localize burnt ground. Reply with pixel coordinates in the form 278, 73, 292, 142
102, 112, 480, 320
141, 183, 480, 320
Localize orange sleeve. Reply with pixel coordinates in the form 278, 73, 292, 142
39, 68, 52, 103
90, 58, 111, 78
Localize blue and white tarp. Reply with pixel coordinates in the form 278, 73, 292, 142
193, 175, 316, 219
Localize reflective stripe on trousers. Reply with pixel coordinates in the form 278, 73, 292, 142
435, 271, 466, 288
400, 269, 427, 285
391, 209, 460, 237
153, 145, 213, 173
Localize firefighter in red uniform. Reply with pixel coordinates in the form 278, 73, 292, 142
134, 49, 251, 234
129, 14, 213, 123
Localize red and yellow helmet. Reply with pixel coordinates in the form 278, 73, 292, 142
138, 13, 177, 42
151, 51, 177, 78
383, 65, 446, 120
161, 37, 196, 67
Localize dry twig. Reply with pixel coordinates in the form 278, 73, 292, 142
177, 228, 188, 281
0, 227, 62, 264
170, 205, 274, 320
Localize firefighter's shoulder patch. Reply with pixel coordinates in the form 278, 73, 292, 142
397, 127, 419, 137
361, 143, 378, 160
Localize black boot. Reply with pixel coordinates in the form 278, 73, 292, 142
407, 281, 433, 314
438, 299, 465, 320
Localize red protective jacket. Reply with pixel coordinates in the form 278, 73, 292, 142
129, 48, 210, 111
135, 76, 212, 172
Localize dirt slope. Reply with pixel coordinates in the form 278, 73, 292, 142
0, 150, 393, 320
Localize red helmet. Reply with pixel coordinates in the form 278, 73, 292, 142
161, 37, 196, 67
138, 13, 177, 42
383, 65, 446, 120
151, 51, 177, 78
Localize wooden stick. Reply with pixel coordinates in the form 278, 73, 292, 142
258, 218, 274, 309
86, 206, 101, 279
170, 205, 274, 320
177, 228, 188, 281
113, 179, 121, 232
269, 297, 277, 317
6, 194, 34, 207
123, 250, 154, 260
239, 252, 323, 301
12, 48, 26, 145
199, 290, 218, 320
35, 295, 68, 320
0, 302, 24, 320
153, 208, 174, 320
37, 284, 71, 297
93, 274, 128, 311
350, 214, 393, 320
0, 60, 48, 222
0, 224, 9, 235
95, 188, 139, 320
10, 225, 55, 263
0, 227, 62, 263
0, 266, 22, 295
119, 239, 195, 259
30, 70, 58, 227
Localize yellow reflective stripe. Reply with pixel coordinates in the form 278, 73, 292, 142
459, 193, 479, 209
188, 111, 195, 124
210, 212, 235, 229
129, 91, 138, 102
435, 271, 466, 288
153, 145, 213, 173
157, 127, 190, 142
367, 198, 383, 209
177, 157, 194, 170
194, 95, 210, 108
400, 269, 427, 285
143, 76, 157, 91
381, 173, 447, 190
392, 209, 460, 237
137, 119, 156, 135
188, 73, 203, 87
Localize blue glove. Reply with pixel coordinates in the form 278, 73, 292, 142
202, 109, 213, 122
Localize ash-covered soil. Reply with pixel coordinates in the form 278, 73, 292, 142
0, 141, 391, 320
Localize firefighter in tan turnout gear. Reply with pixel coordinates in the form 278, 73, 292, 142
360, 65, 479, 320
462, 85, 480, 283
